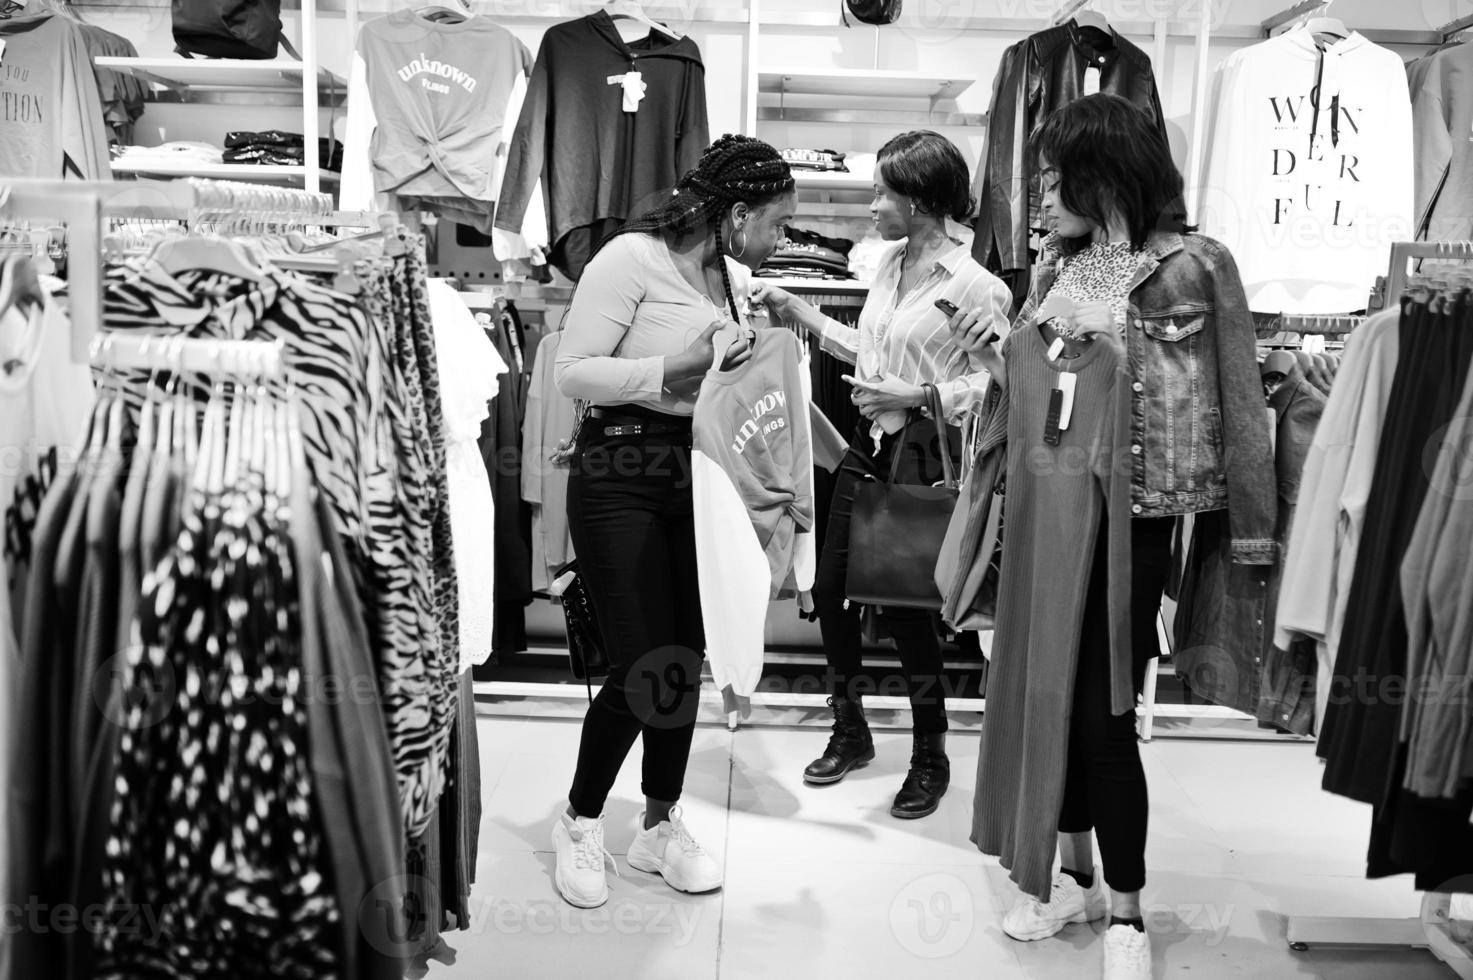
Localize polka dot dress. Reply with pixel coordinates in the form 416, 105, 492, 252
96, 474, 340, 979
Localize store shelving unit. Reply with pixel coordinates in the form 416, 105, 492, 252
755, 67, 983, 129
91, 0, 341, 194
110, 160, 341, 186
94, 56, 345, 97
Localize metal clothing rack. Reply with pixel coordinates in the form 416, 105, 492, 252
1284, 241, 1473, 975
94, 333, 287, 381
0, 178, 388, 362
0, 181, 103, 364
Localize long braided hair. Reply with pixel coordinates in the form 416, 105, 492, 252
601, 134, 795, 324
555, 136, 793, 465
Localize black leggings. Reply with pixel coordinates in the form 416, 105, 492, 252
565, 423, 705, 818
1057, 516, 1174, 894
814, 424, 955, 735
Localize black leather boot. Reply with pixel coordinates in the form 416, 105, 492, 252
890, 732, 950, 819
803, 697, 876, 785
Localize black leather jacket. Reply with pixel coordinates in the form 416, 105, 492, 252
972, 21, 1175, 304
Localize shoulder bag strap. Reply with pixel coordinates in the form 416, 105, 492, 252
926, 383, 958, 490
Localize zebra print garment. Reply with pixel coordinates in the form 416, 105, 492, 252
101, 259, 455, 835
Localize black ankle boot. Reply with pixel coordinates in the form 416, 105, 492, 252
890, 732, 950, 819
803, 696, 876, 785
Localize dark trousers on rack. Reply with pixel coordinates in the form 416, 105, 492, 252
565, 414, 705, 818
814, 422, 955, 735
1056, 515, 1174, 895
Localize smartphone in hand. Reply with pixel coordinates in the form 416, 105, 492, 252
934, 298, 959, 318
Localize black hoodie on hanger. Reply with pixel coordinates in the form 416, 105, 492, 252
495, 11, 711, 282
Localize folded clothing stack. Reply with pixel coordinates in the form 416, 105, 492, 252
757, 226, 856, 281
113, 141, 224, 166
223, 131, 344, 171
781, 147, 848, 173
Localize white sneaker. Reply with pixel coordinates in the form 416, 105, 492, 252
626, 805, 724, 894
552, 812, 618, 908
1002, 870, 1107, 942
1103, 923, 1152, 980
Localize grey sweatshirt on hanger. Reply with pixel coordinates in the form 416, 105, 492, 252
352, 9, 531, 225
0, 12, 110, 180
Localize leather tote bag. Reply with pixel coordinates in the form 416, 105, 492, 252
172, 0, 293, 60
845, 384, 959, 611
842, 0, 902, 26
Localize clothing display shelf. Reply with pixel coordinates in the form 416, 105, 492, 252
1284, 243, 1473, 976
791, 170, 873, 193
93, 57, 346, 102
758, 276, 871, 294
757, 68, 983, 129
111, 161, 342, 188
89, 0, 332, 193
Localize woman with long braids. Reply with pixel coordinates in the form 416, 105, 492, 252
550, 135, 796, 909
752, 130, 1012, 819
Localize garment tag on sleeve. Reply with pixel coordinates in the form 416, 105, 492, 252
607, 71, 646, 112
1084, 64, 1101, 96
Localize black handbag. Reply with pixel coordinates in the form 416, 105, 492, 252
550, 560, 608, 700
842, 0, 902, 26
845, 384, 960, 611
172, 0, 296, 60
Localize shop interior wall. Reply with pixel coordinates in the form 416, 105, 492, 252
72, 0, 1460, 651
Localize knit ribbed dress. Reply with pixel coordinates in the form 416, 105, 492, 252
969, 320, 1135, 903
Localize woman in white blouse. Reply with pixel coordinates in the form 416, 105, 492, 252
753, 130, 1012, 819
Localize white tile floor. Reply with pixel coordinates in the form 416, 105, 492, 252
416, 711, 1463, 980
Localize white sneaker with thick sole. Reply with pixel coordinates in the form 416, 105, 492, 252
1103, 923, 1152, 980
626, 805, 724, 894
1002, 870, 1107, 942
551, 812, 618, 909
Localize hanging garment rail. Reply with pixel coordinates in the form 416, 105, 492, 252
0, 181, 102, 364
1388, 241, 1473, 302
1264, 313, 1365, 336
93, 333, 287, 380
1441, 11, 1473, 40
1285, 268, 1473, 975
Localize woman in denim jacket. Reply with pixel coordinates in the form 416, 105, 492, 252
959, 94, 1276, 980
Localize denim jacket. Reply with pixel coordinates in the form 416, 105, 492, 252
1017, 231, 1277, 564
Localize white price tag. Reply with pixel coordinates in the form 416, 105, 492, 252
1057, 371, 1077, 430
607, 70, 647, 112
1084, 64, 1101, 97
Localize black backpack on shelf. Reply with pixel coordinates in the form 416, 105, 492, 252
843, 0, 902, 26
172, 0, 297, 60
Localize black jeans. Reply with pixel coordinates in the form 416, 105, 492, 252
814, 422, 955, 736
1057, 515, 1174, 894
565, 415, 705, 818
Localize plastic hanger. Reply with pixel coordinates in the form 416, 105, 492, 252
1261, 349, 1297, 380
409, 0, 471, 23
606, 0, 682, 40
1302, 16, 1349, 40
1298, 0, 1348, 41
1073, 9, 1110, 32
149, 233, 266, 283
